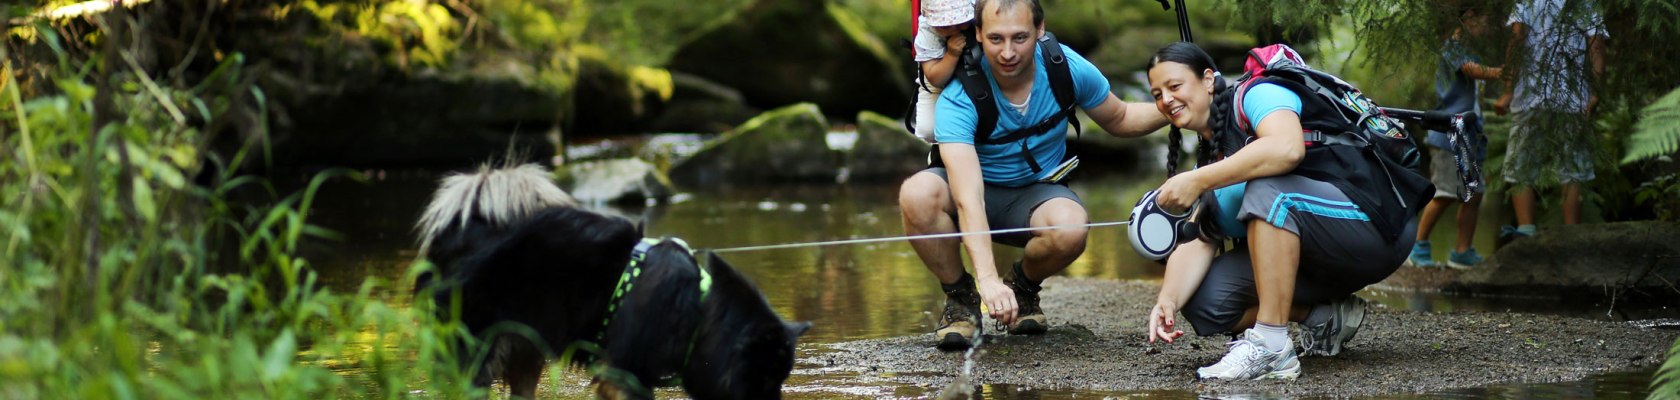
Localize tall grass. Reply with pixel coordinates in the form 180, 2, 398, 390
0, 25, 477, 399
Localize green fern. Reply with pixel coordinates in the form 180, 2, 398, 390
1656, 336, 1680, 400
1623, 86, 1680, 164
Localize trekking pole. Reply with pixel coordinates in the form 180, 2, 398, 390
1155, 0, 1194, 43
1377, 107, 1479, 133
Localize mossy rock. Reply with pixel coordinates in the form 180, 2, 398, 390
649, 72, 760, 133
667, 103, 839, 187
572, 47, 674, 134
558, 158, 674, 205
846, 110, 930, 182
667, 0, 909, 119
1444, 221, 1680, 299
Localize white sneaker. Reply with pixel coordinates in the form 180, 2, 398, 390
1196, 330, 1302, 380
1298, 295, 1368, 357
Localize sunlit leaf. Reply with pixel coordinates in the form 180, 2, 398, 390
132, 176, 156, 222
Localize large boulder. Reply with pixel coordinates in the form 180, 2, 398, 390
667, 103, 840, 187
571, 47, 675, 135
666, 0, 909, 119
277, 69, 563, 168
845, 111, 930, 182
1442, 221, 1680, 298
648, 72, 761, 133
558, 158, 674, 205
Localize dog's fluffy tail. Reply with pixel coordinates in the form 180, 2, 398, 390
417, 163, 576, 254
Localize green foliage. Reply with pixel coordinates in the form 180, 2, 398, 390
582, 0, 750, 66
1622, 86, 1680, 164
1631, 174, 1680, 222
481, 0, 588, 52
0, 23, 476, 399
1657, 336, 1680, 400
301, 0, 463, 69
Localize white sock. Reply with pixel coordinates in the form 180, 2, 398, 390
1253, 323, 1291, 353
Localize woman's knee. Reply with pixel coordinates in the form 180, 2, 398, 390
1180, 295, 1239, 336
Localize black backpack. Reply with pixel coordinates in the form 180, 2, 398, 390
1216, 44, 1433, 241
911, 32, 1081, 175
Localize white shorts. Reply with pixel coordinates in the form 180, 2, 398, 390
914, 80, 940, 142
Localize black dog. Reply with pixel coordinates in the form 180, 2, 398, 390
415, 163, 810, 399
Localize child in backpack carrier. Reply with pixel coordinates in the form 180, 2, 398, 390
910, 0, 976, 142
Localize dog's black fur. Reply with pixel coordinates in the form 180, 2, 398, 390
415, 164, 809, 399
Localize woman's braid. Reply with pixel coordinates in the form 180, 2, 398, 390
1205, 77, 1234, 162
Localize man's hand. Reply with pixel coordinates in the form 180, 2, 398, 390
1154, 171, 1206, 214
977, 276, 1018, 327
1147, 300, 1186, 344
1585, 94, 1598, 117
1495, 92, 1513, 116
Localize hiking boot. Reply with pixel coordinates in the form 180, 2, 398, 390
1446, 248, 1484, 270
1006, 260, 1047, 335
1196, 329, 1302, 380
1403, 241, 1437, 268
936, 279, 983, 351
1297, 295, 1368, 357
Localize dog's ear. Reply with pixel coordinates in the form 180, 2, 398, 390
785, 321, 811, 338
705, 251, 731, 270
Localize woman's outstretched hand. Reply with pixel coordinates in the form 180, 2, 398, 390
1147, 300, 1186, 344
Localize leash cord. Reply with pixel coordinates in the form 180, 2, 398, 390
707, 220, 1131, 254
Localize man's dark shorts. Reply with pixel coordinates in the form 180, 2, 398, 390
923, 168, 1083, 247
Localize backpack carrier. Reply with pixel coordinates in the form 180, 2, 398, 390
916, 32, 1082, 176
1215, 44, 1434, 241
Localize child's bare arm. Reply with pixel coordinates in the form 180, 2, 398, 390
919, 34, 969, 88
920, 55, 962, 88
1460, 61, 1503, 81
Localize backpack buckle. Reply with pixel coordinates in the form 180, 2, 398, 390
1302, 130, 1326, 145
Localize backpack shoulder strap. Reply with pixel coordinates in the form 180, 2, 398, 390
955, 43, 999, 141
1039, 32, 1082, 138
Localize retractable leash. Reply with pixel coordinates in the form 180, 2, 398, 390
706, 220, 1132, 254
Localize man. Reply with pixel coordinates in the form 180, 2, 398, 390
1494, 0, 1607, 239
899, 0, 1166, 350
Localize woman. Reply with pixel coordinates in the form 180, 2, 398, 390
1141, 42, 1418, 380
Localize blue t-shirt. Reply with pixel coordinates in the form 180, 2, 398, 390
1204, 83, 1302, 239
1426, 38, 1484, 152
934, 42, 1111, 187
1209, 182, 1248, 239
1240, 83, 1301, 130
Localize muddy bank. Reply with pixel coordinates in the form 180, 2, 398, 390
814, 277, 1679, 397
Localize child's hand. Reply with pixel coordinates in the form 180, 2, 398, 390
944, 34, 968, 54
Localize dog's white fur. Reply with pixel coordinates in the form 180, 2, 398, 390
416, 163, 576, 254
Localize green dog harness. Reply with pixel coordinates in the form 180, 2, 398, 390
593, 237, 711, 389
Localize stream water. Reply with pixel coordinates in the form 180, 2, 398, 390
298, 160, 1673, 399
